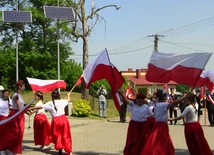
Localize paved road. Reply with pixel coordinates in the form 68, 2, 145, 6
21, 110, 214, 155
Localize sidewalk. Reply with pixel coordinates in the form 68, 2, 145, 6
21, 109, 214, 155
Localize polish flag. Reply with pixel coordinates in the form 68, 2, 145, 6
74, 74, 84, 86
194, 70, 214, 91
125, 86, 135, 99
0, 99, 34, 152
83, 49, 125, 110
146, 51, 212, 86
27, 77, 66, 92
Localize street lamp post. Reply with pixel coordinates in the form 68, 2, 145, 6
44, 5, 75, 92
2, 0, 32, 82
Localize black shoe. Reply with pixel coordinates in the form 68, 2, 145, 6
58, 149, 62, 155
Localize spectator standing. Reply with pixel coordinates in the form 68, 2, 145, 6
169, 88, 178, 125
96, 85, 107, 118
118, 90, 127, 123
207, 90, 214, 126
168, 93, 212, 155
195, 89, 202, 122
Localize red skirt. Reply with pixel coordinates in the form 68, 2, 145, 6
185, 122, 213, 155
141, 122, 174, 155
34, 113, 52, 145
0, 115, 7, 121
146, 116, 155, 131
0, 109, 25, 154
51, 115, 72, 154
124, 120, 150, 155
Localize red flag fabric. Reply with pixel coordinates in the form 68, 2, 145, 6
208, 94, 214, 105
200, 86, 205, 101
194, 70, 214, 92
27, 77, 66, 92
164, 83, 168, 91
125, 86, 135, 99
146, 51, 212, 86
83, 49, 125, 110
74, 74, 83, 86
0, 99, 34, 153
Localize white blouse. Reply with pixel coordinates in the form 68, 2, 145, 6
42, 100, 68, 118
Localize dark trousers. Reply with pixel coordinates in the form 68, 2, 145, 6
169, 107, 177, 124
119, 103, 127, 122
208, 109, 214, 126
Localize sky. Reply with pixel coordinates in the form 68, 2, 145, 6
70, 0, 214, 72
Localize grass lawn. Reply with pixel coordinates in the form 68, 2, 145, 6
21, 91, 126, 119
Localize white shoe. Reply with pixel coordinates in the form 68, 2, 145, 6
0, 150, 7, 155
6, 150, 15, 155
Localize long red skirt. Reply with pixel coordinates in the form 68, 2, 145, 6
0, 110, 25, 154
0, 115, 7, 121
146, 116, 155, 131
185, 122, 213, 155
124, 120, 150, 155
34, 113, 52, 146
51, 115, 72, 154
141, 122, 174, 155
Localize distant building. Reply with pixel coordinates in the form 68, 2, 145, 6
121, 68, 177, 94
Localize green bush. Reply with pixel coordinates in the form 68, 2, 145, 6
73, 99, 92, 117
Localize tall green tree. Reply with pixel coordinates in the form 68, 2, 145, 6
0, 0, 82, 90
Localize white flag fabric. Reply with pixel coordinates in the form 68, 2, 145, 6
83, 49, 125, 110
27, 77, 66, 92
146, 51, 212, 86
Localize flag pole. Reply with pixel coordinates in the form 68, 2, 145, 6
105, 48, 118, 88
204, 86, 207, 126
65, 85, 76, 99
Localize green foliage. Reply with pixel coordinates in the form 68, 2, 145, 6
0, 0, 82, 91
138, 87, 147, 95
73, 99, 92, 117
176, 84, 190, 93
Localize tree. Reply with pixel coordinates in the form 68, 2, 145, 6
0, 0, 82, 90
70, 0, 121, 99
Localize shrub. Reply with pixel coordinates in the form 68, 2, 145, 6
73, 99, 92, 117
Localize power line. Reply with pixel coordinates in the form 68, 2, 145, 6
160, 40, 212, 53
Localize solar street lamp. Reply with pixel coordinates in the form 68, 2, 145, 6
44, 6, 75, 92
2, 10, 32, 82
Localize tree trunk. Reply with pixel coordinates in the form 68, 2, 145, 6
82, 36, 89, 100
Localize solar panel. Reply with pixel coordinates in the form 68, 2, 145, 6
3, 11, 32, 23
44, 6, 75, 20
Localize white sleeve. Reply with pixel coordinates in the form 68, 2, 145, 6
60, 100, 68, 108
181, 106, 190, 117
9, 98, 12, 106
42, 101, 52, 111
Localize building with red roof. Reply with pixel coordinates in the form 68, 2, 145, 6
121, 68, 177, 94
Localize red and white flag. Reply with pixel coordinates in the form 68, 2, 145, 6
83, 49, 125, 110
27, 77, 66, 92
146, 51, 212, 86
125, 86, 135, 99
194, 70, 214, 91
74, 74, 84, 86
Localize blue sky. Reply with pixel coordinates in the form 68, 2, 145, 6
71, 1, 214, 71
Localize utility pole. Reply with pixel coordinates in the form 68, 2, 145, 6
147, 34, 165, 51
147, 34, 165, 93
